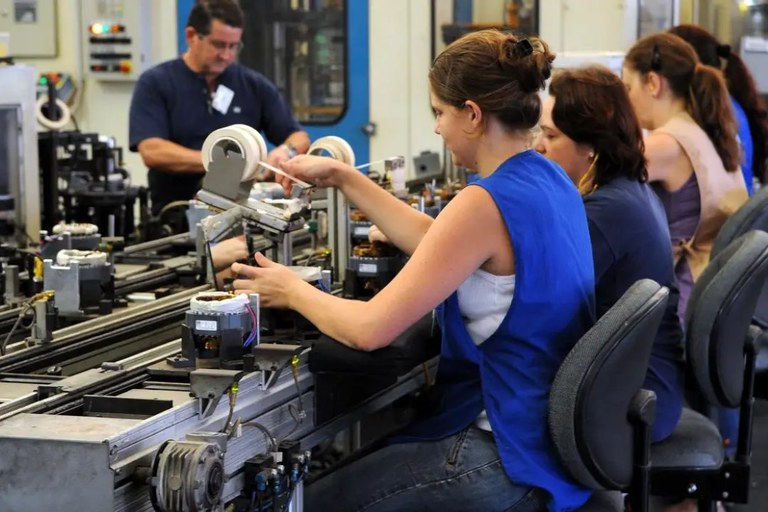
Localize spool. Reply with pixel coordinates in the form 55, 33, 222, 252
200, 125, 267, 182
36, 96, 72, 130
308, 136, 356, 167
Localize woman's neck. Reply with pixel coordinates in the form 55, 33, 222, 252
650, 96, 688, 130
470, 120, 531, 177
475, 136, 530, 178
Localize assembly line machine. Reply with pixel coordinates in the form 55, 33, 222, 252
0, 126, 442, 512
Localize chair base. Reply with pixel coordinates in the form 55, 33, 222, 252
650, 461, 751, 504
577, 491, 623, 512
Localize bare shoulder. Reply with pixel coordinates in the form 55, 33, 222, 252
645, 132, 685, 183
645, 132, 683, 162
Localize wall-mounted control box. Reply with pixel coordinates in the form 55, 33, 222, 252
81, 0, 158, 81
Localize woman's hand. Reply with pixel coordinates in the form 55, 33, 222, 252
231, 253, 304, 309
278, 155, 347, 195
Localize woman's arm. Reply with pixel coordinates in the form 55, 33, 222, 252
644, 132, 687, 185
233, 185, 510, 351
282, 156, 434, 255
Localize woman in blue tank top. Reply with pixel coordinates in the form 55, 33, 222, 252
232, 30, 595, 512
534, 66, 684, 443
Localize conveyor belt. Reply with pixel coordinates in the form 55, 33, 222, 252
0, 285, 209, 374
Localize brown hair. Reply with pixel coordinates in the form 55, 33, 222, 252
187, 0, 244, 34
669, 24, 768, 183
625, 32, 741, 172
429, 30, 555, 131
549, 66, 647, 186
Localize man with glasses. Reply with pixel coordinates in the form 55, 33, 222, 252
129, 0, 309, 218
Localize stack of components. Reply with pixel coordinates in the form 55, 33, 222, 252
43, 247, 113, 317
170, 291, 260, 370
39, 222, 114, 317
41, 222, 101, 259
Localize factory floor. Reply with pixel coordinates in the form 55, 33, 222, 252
732, 397, 768, 512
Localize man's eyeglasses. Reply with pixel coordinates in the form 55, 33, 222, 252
198, 35, 244, 53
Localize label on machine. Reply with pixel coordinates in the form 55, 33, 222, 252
195, 320, 218, 331
359, 263, 378, 273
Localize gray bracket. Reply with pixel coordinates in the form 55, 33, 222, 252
251, 343, 304, 389
189, 369, 244, 418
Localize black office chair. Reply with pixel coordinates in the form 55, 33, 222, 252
712, 185, 768, 327
549, 279, 670, 512
711, 186, 768, 384
649, 230, 768, 509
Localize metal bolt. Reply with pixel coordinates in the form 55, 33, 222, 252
687, 483, 698, 494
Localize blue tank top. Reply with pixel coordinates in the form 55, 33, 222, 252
398, 151, 595, 511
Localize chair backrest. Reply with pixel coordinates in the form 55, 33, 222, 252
685, 230, 768, 408
712, 186, 768, 256
549, 279, 669, 491
711, 187, 768, 327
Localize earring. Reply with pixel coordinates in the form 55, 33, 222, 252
588, 151, 595, 159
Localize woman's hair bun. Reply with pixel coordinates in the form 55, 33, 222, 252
500, 36, 555, 94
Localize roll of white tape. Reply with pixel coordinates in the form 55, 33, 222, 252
308, 136, 356, 167
56, 249, 107, 266
190, 291, 249, 314
200, 125, 266, 182
36, 96, 72, 131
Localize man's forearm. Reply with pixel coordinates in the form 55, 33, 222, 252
138, 138, 205, 173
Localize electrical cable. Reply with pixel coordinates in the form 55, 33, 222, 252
241, 420, 278, 452
243, 303, 258, 347
278, 356, 306, 443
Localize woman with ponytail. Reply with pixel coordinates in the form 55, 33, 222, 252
670, 24, 768, 192
623, 32, 748, 322
237, 29, 596, 511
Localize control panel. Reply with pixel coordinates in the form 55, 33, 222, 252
80, 0, 158, 81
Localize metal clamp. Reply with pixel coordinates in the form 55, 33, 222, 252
189, 369, 244, 418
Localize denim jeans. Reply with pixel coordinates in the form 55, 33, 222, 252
304, 426, 547, 512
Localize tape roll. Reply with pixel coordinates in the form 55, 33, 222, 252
36, 96, 72, 130
308, 136, 356, 167
201, 125, 267, 182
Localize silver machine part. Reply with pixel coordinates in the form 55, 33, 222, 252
0, 65, 41, 247
0, 358, 316, 512
43, 259, 112, 316
150, 438, 227, 512
196, 145, 310, 266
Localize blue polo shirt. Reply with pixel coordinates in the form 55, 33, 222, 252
584, 176, 684, 441
129, 58, 303, 214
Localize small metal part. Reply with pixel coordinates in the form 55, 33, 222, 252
189, 369, 243, 418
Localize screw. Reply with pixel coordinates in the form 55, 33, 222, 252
722, 492, 729, 499
687, 483, 698, 494
725, 472, 731, 479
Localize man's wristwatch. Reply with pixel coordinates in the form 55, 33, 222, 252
281, 143, 298, 159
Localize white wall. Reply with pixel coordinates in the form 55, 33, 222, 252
14, 0, 179, 188
369, 0, 444, 178
539, 0, 636, 53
